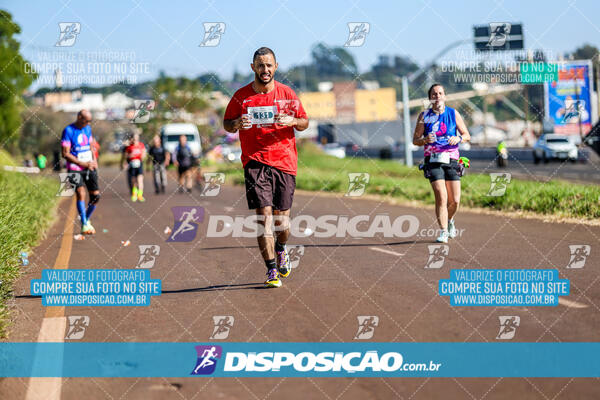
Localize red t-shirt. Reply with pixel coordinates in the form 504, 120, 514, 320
125, 141, 145, 161
224, 81, 307, 176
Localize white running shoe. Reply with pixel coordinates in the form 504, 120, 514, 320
436, 230, 449, 243
448, 219, 457, 239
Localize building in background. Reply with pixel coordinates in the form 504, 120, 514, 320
354, 87, 397, 122
333, 81, 356, 123
298, 91, 336, 120
299, 82, 397, 124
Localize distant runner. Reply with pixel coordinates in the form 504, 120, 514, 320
121, 132, 146, 202
35, 153, 47, 170
173, 135, 195, 193
61, 109, 100, 235
223, 47, 309, 288
413, 84, 471, 243
148, 135, 170, 194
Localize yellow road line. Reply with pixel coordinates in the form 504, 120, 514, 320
25, 198, 76, 400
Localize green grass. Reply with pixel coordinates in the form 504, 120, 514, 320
0, 150, 59, 337
215, 142, 600, 220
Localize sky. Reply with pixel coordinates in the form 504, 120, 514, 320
4, 0, 600, 90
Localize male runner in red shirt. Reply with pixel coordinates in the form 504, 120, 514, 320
224, 47, 309, 288
121, 132, 147, 202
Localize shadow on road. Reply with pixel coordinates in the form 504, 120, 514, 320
162, 282, 267, 293
198, 240, 421, 251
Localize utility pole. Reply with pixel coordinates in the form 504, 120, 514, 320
483, 94, 488, 146
402, 76, 412, 167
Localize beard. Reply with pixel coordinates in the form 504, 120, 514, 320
255, 71, 273, 84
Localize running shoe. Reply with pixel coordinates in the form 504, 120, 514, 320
131, 194, 137, 202
276, 247, 291, 278
82, 222, 95, 235
265, 268, 282, 288
436, 230, 449, 243
448, 219, 458, 239
137, 195, 146, 202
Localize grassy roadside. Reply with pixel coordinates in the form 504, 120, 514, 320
0, 150, 59, 338
214, 143, 600, 220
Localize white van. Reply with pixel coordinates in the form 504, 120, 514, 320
160, 123, 202, 158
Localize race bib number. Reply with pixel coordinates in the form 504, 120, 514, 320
247, 106, 276, 125
77, 150, 92, 163
430, 152, 450, 164
129, 159, 141, 168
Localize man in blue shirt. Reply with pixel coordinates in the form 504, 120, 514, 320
61, 109, 101, 234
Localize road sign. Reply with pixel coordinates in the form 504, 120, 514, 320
474, 23, 524, 51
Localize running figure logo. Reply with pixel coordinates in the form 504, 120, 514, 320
199, 23, 225, 47
496, 316, 520, 340
201, 173, 225, 197
167, 207, 204, 242
566, 245, 590, 269
65, 316, 89, 340
487, 22, 511, 47
210, 316, 234, 340
562, 100, 585, 123
345, 23, 370, 47
56, 22, 81, 47
57, 172, 81, 197
354, 316, 379, 340
191, 345, 222, 375
131, 100, 155, 124
136, 245, 160, 269
487, 173, 511, 197
288, 245, 305, 269
425, 244, 449, 269
346, 173, 370, 197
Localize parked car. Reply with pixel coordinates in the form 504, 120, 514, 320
160, 123, 202, 159
533, 134, 578, 164
320, 143, 346, 159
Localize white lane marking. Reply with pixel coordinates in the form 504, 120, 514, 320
369, 247, 405, 257
558, 298, 588, 308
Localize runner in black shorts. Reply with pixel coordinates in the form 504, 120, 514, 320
223, 47, 309, 288
61, 109, 100, 235
121, 132, 146, 202
413, 84, 470, 243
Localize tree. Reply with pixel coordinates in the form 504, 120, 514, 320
571, 44, 599, 60
0, 10, 37, 149
311, 43, 358, 79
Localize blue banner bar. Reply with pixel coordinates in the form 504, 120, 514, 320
1, 343, 599, 377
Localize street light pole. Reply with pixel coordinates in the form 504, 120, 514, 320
402, 76, 413, 166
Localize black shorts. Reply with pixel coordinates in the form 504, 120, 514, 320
178, 165, 192, 175
244, 159, 296, 210
67, 169, 99, 192
424, 157, 462, 182
128, 165, 144, 177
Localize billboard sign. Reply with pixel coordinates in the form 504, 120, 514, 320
545, 60, 595, 136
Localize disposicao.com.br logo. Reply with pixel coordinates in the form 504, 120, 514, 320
191, 347, 442, 375
206, 214, 421, 238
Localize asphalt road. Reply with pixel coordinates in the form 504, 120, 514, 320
2, 167, 599, 399
467, 155, 600, 185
